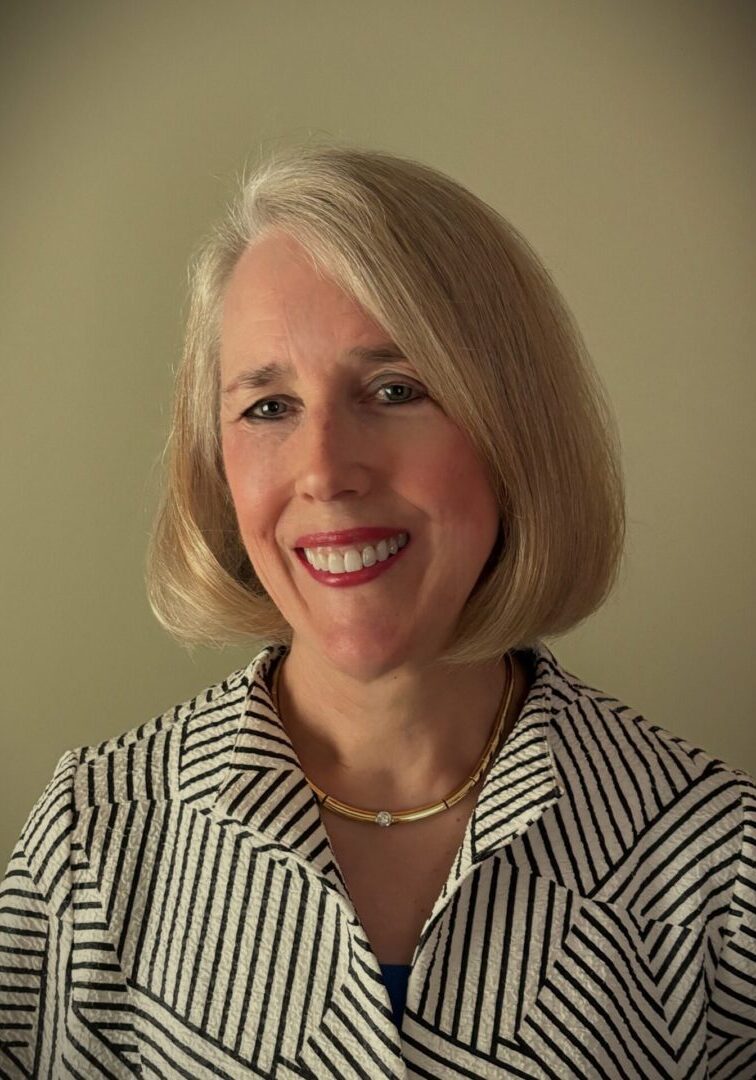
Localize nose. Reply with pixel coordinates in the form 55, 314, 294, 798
292, 406, 374, 502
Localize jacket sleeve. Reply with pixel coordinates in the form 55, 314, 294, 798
705, 770, 756, 1078
0, 750, 78, 1079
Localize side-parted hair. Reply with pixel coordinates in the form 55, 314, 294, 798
146, 141, 626, 668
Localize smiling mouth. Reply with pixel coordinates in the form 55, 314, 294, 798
294, 533, 411, 584
296, 532, 410, 574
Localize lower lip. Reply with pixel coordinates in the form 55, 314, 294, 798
294, 541, 411, 587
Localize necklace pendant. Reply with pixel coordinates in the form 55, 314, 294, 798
375, 810, 394, 827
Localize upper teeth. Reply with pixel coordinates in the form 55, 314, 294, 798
303, 531, 409, 573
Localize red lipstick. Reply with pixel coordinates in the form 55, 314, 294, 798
294, 540, 410, 587
293, 526, 407, 549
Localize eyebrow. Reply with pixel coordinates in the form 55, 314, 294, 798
221, 343, 408, 396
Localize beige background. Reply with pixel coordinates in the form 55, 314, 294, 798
2, 1, 754, 868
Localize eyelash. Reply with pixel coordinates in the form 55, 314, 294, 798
240, 380, 427, 423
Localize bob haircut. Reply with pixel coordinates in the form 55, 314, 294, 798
146, 142, 626, 668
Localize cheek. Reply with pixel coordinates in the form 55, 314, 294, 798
221, 437, 246, 507
221, 434, 269, 527
426, 439, 499, 541
416, 452, 498, 601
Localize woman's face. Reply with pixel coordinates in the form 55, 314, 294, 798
219, 230, 500, 678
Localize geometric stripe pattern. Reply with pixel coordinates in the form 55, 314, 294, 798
1, 640, 754, 1078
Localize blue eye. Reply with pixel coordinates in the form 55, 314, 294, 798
241, 380, 426, 422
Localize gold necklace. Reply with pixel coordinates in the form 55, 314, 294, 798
269, 652, 515, 827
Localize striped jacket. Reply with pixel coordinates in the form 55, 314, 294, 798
1, 640, 754, 1079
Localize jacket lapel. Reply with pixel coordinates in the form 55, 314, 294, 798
210, 644, 354, 905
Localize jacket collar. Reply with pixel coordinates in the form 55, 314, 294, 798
211, 640, 575, 907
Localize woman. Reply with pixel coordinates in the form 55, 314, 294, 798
1, 145, 753, 1079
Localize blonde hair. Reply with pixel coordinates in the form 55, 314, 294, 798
146, 141, 626, 667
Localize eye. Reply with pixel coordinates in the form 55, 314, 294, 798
240, 399, 291, 423
237, 380, 425, 421
371, 380, 425, 406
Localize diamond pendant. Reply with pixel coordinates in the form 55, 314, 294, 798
375, 810, 394, 827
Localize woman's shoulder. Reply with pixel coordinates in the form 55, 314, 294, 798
528, 639, 755, 812
8, 643, 282, 898
76, 647, 272, 764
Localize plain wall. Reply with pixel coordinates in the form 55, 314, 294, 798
2, 0, 754, 867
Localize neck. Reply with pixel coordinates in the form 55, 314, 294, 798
273, 642, 528, 808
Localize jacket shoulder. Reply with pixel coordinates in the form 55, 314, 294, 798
556, 674, 747, 787
68, 651, 279, 813
9, 649, 281, 910
76, 661, 252, 765
544, 669, 755, 868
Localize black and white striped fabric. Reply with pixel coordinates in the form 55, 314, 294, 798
1, 641, 754, 1078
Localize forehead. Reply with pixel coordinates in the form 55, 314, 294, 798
221, 232, 382, 345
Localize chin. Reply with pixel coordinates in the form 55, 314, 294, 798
295, 622, 444, 682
